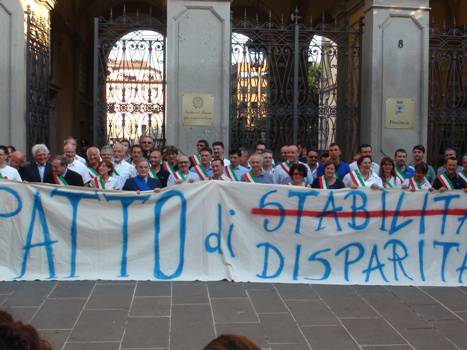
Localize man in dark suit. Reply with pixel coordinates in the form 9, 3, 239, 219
50, 155, 84, 186
20, 144, 53, 183
123, 160, 162, 191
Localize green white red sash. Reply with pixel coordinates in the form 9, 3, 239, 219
243, 172, 257, 183
53, 174, 68, 186
383, 178, 394, 189
395, 165, 407, 181
438, 174, 454, 190
113, 169, 120, 176
0, 171, 7, 179
163, 161, 176, 176
224, 165, 239, 181
459, 171, 467, 183
93, 176, 106, 189
190, 154, 201, 166
279, 161, 291, 174
408, 177, 422, 191
173, 170, 186, 182
148, 168, 159, 179
192, 165, 209, 180
318, 176, 329, 189
88, 166, 99, 179
349, 170, 366, 187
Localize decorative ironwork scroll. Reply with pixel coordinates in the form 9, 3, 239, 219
95, 10, 166, 147
25, 7, 50, 152
428, 25, 467, 166
230, 11, 361, 158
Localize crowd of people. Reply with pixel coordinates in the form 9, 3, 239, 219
0, 136, 465, 192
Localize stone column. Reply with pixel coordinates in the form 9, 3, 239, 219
0, 0, 54, 154
166, 0, 231, 155
0, 0, 27, 152
360, 0, 429, 159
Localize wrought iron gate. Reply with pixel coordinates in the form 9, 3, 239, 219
25, 7, 50, 153
94, 7, 166, 147
428, 25, 467, 166
230, 10, 362, 158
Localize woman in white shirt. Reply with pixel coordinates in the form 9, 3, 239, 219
343, 155, 382, 189
379, 156, 403, 189
90, 161, 120, 190
0, 146, 22, 182
402, 162, 432, 191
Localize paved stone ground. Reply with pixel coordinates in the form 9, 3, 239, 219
1, 281, 467, 350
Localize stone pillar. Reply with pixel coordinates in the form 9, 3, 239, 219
360, 0, 429, 159
166, 0, 231, 155
0, 0, 54, 153
0, 0, 27, 152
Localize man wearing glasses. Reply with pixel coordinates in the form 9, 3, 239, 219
139, 135, 154, 159
307, 148, 319, 178
167, 155, 200, 186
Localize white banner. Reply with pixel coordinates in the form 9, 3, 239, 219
0, 181, 466, 286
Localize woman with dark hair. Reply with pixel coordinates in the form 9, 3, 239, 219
379, 156, 403, 189
204, 334, 260, 350
0, 310, 53, 350
402, 162, 433, 191
288, 163, 309, 186
311, 160, 345, 189
343, 155, 382, 189
90, 161, 119, 190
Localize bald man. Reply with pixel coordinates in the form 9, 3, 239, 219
273, 145, 314, 185
9, 151, 26, 169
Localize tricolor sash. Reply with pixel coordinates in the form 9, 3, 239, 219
279, 161, 291, 174
383, 178, 394, 189
318, 176, 329, 189
134, 176, 151, 191
190, 154, 201, 166
192, 165, 209, 180
113, 169, 120, 177
173, 170, 187, 182
93, 176, 106, 189
224, 165, 239, 181
0, 171, 7, 180
438, 174, 454, 190
53, 174, 68, 186
148, 168, 159, 179
395, 165, 407, 181
163, 161, 176, 176
88, 166, 99, 179
349, 170, 366, 187
408, 178, 422, 191
243, 172, 257, 183
459, 171, 467, 183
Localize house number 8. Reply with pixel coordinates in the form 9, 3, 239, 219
398, 40, 404, 48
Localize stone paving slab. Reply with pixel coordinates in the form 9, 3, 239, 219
1, 281, 466, 350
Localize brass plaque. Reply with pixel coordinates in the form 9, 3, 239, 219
182, 94, 214, 126
385, 98, 415, 129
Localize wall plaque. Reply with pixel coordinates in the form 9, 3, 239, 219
385, 98, 414, 129
182, 94, 214, 126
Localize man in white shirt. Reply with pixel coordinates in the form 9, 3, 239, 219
210, 158, 231, 181
113, 143, 137, 189
350, 144, 380, 174
0, 146, 22, 181
212, 141, 230, 166
64, 143, 92, 185
167, 155, 200, 186
64, 137, 86, 164
306, 148, 319, 178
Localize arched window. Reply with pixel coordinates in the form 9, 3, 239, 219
106, 30, 165, 145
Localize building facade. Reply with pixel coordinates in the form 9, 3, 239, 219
0, 0, 465, 164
